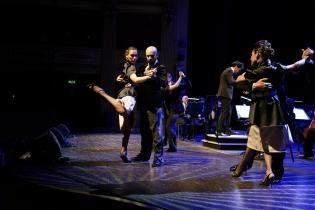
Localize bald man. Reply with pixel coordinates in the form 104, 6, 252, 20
133, 46, 167, 167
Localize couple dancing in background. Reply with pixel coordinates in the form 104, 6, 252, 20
229, 40, 314, 186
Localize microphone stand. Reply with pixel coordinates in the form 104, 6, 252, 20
215, 98, 219, 138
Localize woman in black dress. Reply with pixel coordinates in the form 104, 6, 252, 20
231, 40, 313, 186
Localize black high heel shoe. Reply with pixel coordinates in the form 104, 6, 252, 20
87, 83, 105, 93
230, 166, 247, 177
87, 83, 95, 89
231, 171, 243, 177
230, 163, 251, 177
259, 173, 275, 186
120, 152, 131, 163
230, 164, 238, 172
230, 163, 253, 172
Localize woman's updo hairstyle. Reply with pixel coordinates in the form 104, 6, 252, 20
253, 40, 275, 60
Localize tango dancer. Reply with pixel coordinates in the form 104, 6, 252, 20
164, 71, 191, 151
231, 40, 313, 186
133, 46, 167, 167
88, 46, 151, 163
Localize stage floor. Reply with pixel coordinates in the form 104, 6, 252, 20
3, 133, 315, 209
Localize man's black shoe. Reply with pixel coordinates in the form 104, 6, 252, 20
132, 154, 150, 162
166, 148, 177, 152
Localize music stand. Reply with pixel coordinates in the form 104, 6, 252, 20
235, 105, 250, 119
293, 107, 310, 120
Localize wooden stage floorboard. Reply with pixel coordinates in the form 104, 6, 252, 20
3, 133, 315, 209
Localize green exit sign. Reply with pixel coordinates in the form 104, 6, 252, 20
67, 80, 76, 85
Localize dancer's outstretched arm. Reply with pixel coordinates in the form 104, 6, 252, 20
168, 71, 185, 91
282, 47, 314, 70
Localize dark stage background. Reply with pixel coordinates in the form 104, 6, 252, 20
0, 0, 314, 136
188, 0, 315, 98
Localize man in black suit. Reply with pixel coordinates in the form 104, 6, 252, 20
216, 61, 244, 135
133, 46, 167, 167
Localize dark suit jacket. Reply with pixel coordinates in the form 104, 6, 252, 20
217, 67, 236, 100
136, 61, 167, 112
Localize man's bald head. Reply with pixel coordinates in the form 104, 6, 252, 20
146, 46, 158, 65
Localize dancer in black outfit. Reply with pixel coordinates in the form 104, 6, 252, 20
231, 40, 313, 186
164, 71, 192, 152
133, 46, 168, 167
88, 46, 151, 163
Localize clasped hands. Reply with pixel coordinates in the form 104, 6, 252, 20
144, 66, 157, 77
302, 47, 314, 60
252, 78, 272, 90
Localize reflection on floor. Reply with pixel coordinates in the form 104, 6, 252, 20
3, 133, 315, 209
